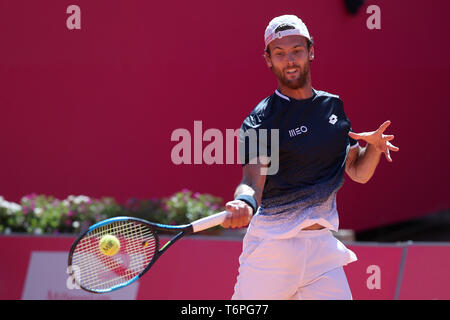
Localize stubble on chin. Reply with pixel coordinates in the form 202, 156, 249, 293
271, 63, 310, 90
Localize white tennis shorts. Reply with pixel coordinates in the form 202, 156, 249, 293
232, 228, 357, 300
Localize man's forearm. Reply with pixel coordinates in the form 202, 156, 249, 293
234, 183, 263, 206
352, 143, 383, 183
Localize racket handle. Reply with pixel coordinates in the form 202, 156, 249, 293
191, 210, 229, 233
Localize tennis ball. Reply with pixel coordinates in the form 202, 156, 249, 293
99, 235, 120, 256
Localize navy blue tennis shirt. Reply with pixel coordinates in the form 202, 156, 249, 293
239, 88, 358, 226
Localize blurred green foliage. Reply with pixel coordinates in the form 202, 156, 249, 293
0, 190, 224, 235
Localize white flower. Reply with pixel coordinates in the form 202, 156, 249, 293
75, 195, 90, 204
34, 208, 43, 216
67, 195, 91, 205
0, 197, 22, 215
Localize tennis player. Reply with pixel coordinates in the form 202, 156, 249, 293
222, 15, 399, 300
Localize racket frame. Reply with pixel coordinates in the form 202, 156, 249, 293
67, 216, 193, 293
68, 210, 227, 293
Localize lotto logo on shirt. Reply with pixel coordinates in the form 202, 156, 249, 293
329, 114, 338, 125
288, 126, 308, 138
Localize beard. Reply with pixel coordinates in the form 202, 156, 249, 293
271, 61, 310, 90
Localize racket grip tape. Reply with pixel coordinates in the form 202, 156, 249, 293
191, 211, 229, 233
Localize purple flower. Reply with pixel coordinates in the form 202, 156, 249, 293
193, 192, 201, 199
25, 193, 37, 200
181, 188, 190, 194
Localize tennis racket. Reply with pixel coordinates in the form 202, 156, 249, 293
67, 210, 228, 293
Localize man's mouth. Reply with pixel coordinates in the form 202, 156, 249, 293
285, 68, 299, 76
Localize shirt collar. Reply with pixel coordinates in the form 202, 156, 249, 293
275, 89, 290, 101
275, 88, 317, 102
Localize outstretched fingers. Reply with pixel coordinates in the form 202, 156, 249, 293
348, 131, 369, 140
384, 141, 399, 162
387, 141, 399, 152
378, 120, 391, 134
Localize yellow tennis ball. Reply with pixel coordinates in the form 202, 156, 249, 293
99, 235, 120, 256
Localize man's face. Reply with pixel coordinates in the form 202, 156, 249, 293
265, 35, 314, 90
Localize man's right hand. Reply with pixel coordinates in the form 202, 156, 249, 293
222, 161, 267, 229
221, 200, 253, 229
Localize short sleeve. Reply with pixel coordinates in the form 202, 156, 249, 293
349, 126, 359, 149
238, 115, 273, 166
338, 98, 359, 149
238, 95, 278, 166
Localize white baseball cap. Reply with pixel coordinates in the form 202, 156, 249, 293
264, 15, 311, 49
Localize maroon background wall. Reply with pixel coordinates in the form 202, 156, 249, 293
1, 0, 449, 231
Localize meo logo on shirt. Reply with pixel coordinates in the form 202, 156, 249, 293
288, 125, 308, 138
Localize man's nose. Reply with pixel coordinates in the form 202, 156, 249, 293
287, 53, 295, 64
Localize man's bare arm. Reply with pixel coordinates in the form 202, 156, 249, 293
346, 120, 399, 184
234, 163, 267, 206
345, 144, 382, 184
222, 162, 267, 228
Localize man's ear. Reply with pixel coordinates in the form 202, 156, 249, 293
309, 46, 315, 62
264, 51, 273, 68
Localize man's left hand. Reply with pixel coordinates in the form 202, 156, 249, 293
348, 120, 400, 162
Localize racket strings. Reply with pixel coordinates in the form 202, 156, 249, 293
71, 221, 157, 291
74, 222, 156, 290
